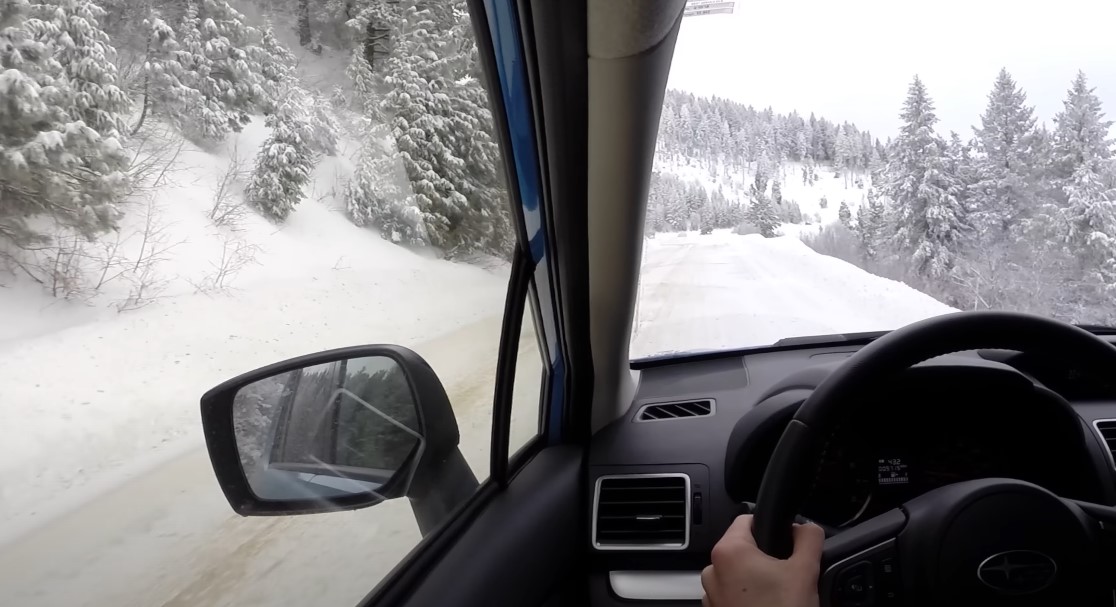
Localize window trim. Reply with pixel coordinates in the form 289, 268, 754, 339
490, 249, 530, 485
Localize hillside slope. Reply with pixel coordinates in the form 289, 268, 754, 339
0, 121, 510, 543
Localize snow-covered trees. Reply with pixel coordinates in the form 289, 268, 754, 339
251, 25, 296, 114
1050, 72, 1116, 247
882, 76, 968, 280
856, 188, 885, 260
27, 0, 130, 138
136, 0, 286, 142
969, 69, 1038, 237
657, 89, 875, 180
346, 0, 510, 257
745, 194, 779, 238
244, 95, 315, 222
838, 201, 852, 228
0, 0, 129, 249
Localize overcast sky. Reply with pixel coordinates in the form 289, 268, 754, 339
667, 0, 1116, 139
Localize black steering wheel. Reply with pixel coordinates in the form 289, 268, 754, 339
751, 311, 1116, 606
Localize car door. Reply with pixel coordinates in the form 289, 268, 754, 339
358, 0, 593, 604
195, 0, 592, 604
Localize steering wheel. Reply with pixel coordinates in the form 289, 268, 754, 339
751, 311, 1116, 606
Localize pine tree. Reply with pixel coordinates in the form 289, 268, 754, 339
195, 0, 264, 129
251, 25, 296, 115
944, 132, 974, 216
856, 187, 886, 260
1052, 71, 1113, 177
883, 76, 968, 279
348, 131, 428, 244
1061, 164, 1116, 279
838, 201, 852, 228
745, 193, 779, 238
27, 0, 131, 138
1042, 72, 1116, 295
0, 0, 127, 248
970, 68, 1038, 237
835, 125, 854, 186
245, 94, 316, 222
304, 92, 339, 156
159, 0, 265, 141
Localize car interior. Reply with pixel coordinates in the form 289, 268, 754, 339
195, 1, 1116, 606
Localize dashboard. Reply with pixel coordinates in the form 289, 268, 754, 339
587, 340, 1116, 605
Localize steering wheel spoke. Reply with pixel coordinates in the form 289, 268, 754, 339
1063, 498, 1116, 581
820, 508, 907, 607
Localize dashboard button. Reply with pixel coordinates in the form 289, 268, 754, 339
835, 560, 875, 606
876, 557, 899, 605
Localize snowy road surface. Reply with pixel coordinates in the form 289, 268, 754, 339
0, 314, 514, 607
631, 232, 957, 357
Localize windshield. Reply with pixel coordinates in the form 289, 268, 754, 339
633, 0, 1116, 358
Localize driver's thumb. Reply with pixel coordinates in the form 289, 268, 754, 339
790, 522, 824, 562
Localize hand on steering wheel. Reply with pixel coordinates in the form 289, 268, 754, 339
702, 515, 823, 607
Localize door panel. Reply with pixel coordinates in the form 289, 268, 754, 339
391, 445, 585, 607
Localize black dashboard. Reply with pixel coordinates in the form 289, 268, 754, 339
587, 339, 1116, 605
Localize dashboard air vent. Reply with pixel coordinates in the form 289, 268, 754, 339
593, 474, 690, 550
1094, 420, 1116, 469
636, 399, 714, 422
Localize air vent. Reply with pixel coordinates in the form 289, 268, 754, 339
593, 474, 690, 550
1094, 420, 1116, 469
636, 399, 714, 422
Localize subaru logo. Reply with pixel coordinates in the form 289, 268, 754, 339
977, 550, 1057, 595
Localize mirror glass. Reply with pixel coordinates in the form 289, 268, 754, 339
231, 356, 422, 502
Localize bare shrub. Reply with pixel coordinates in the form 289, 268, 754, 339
191, 234, 261, 294
114, 198, 182, 311
208, 147, 250, 230
126, 124, 186, 195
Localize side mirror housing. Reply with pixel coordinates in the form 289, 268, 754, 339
200, 345, 478, 535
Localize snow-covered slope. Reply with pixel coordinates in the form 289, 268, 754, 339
657, 157, 871, 227
0, 121, 510, 541
631, 230, 956, 358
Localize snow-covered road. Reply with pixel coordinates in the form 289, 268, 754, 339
0, 315, 507, 607
631, 232, 957, 357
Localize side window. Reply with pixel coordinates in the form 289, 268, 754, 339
508, 287, 548, 457
0, 1, 516, 606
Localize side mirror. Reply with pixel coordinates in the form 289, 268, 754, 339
200, 345, 479, 535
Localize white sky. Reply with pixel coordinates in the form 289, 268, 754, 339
667, 0, 1116, 139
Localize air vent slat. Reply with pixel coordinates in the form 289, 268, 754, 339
1094, 420, 1116, 471
636, 399, 714, 422
594, 474, 689, 550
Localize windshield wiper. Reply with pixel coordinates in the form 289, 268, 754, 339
1076, 324, 1116, 335
771, 330, 890, 347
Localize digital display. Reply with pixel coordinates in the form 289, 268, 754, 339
877, 457, 909, 486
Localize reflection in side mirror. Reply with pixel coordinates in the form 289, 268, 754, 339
201, 345, 478, 535
232, 356, 423, 504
